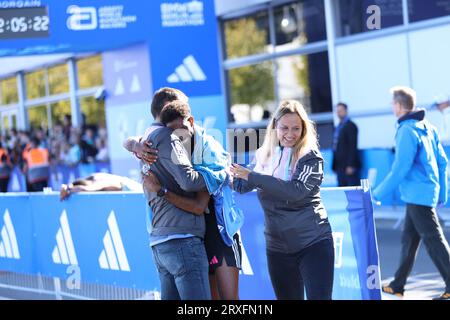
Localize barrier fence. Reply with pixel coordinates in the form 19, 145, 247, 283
5, 162, 112, 193
0, 182, 381, 300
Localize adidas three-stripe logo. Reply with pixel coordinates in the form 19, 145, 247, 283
98, 211, 130, 272
167, 55, 206, 83
0, 210, 20, 259
298, 165, 322, 181
297, 164, 322, 190
52, 210, 78, 265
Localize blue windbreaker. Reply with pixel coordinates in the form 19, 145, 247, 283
373, 110, 448, 207
192, 126, 244, 246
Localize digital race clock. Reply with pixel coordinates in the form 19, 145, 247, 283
0, 6, 49, 40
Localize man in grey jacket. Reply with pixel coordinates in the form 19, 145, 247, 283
124, 88, 211, 300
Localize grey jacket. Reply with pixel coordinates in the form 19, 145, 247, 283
234, 149, 332, 253
146, 125, 207, 238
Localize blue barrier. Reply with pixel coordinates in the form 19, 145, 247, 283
0, 187, 381, 300
323, 147, 450, 207
6, 163, 111, 192
358, 147, 450, 207
360, 149, 402, 206
0, 192, 159, 291
235, 186, 381, 300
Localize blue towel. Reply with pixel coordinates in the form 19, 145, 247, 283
193, 126, 244, 246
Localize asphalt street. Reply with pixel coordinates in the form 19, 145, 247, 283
376, 217, 450, 300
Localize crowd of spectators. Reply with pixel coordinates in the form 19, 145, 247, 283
0, 114, 109, 171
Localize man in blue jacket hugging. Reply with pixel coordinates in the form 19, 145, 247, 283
373, 86, 450, 300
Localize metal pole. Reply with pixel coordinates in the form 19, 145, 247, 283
68, 58, 81, 128
16, 72, 28, 131
324, 0, 340, 125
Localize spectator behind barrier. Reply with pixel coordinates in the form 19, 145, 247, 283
0, 119, 109, 192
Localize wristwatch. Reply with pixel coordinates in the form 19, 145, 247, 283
142, 163, 151, 176
157, 187, 168, 197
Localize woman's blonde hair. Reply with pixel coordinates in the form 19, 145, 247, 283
259, 100, 319, 168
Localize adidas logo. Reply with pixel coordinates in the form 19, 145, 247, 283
0, 210, 20, 259
98, 211, 130, 272
209, 255, 219, 265
52, 210, 78, 265
114, 74, 141, 96
167, 55, 206, 83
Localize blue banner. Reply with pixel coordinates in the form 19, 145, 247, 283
30, 193, 158, 290
235, 188, 382, 300
102, 43, 153, 107
323, 188, 381, 300
0, 194, 35, 274
0, 187, 381, 299
1, 1, 227, 180
6, 162, 111, 192
0, 0, 151, 56
323, 148, 404, 205
146, 0, 222, 97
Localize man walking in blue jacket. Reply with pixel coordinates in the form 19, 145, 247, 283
373, 87, 450, 300
373, 86, 450, 300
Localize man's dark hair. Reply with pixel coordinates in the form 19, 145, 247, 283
151, 87, 188, 118
160, 100, 191, 125
337, 102, 348, 110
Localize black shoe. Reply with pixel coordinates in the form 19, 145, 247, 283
432, 292, 450, 300
382, 285, 404, 298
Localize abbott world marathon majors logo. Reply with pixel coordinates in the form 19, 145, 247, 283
66, 5, 137, 31
0, 210, 20, 259
167, 55, 206, 83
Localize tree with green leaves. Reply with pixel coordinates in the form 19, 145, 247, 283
225, 18, 274, 108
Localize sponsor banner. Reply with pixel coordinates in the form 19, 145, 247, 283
0, 0, 150, 56
235, 187, 381, 300
0, 0, 223, 100
102, 43, 152, 107
104, 101, 151, 178
0, 187, 381, 299
30, 192, 159, 290
1, 1, 227, 180
0, 194, 35, 274
147, 0, 222, 97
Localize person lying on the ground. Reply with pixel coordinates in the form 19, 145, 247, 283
60, 172, 142, 201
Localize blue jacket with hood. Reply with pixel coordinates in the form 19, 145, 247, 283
192, 126, 244, 247
373, 109, 448, 207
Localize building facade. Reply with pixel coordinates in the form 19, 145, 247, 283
217, 0, 450, 149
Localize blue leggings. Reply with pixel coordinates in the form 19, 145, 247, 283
267, 238, 334, 300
